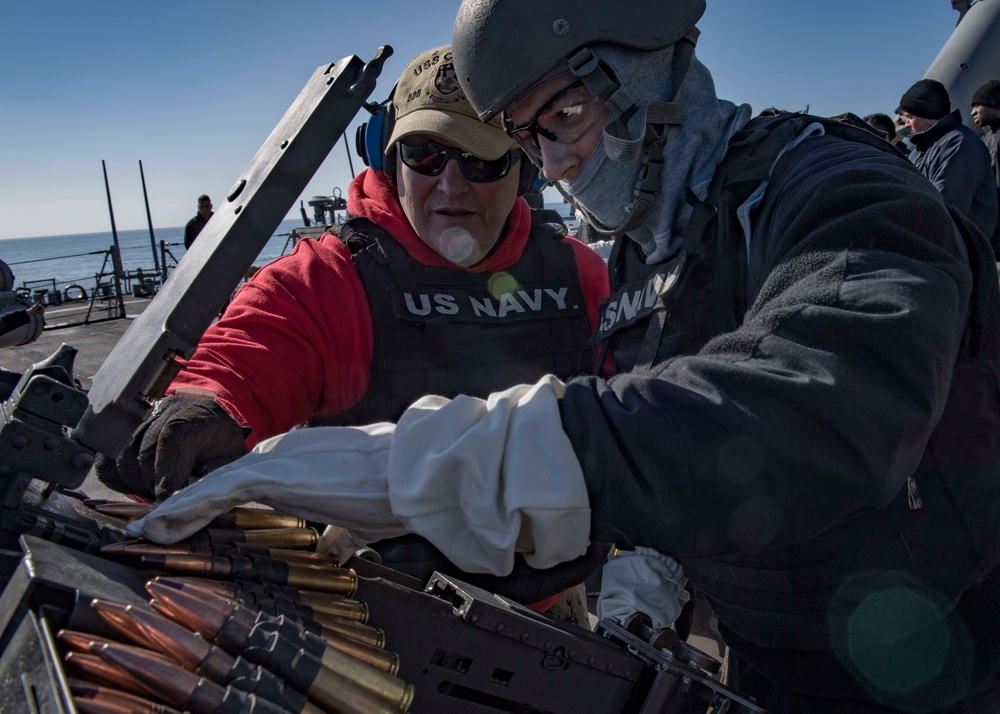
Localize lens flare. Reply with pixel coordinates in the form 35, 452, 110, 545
431, 228, 480, 266
829, 572, 972, 710
844, 586, 950, 695
488, 272, 520, 300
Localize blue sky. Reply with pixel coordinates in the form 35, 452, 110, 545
0, 1, 961, 240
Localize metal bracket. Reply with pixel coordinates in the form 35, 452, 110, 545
73, 47, 393, 457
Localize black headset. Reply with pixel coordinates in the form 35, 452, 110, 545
355, 92, 539, 196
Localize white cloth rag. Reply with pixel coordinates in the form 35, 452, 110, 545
128, 375, 592, 576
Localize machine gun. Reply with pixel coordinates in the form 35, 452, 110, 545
0, 47, 394, 551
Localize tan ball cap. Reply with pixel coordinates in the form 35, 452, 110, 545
387, 45, 513, 160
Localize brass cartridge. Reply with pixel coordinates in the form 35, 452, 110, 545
147, 581, 412, 711
92, 502, 305, 530
320, 629, 400, 676
276, 560, 358, 596
139, 553, 246, 578
307, 598, 368, 624
233, 544, 339, 566
191, 526, 320, 549
139, 553, 358, 596
217, 507, 307, 530
115, 541, 331, 566
316, 615, 385, 648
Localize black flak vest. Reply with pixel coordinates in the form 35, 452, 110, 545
310, 216, 607, 605
311, 215, 594, 426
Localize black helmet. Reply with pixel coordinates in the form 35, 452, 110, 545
452, 0, 706, 121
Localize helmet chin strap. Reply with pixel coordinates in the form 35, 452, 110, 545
562, 28, 700, 238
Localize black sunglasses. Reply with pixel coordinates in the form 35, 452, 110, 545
398, 140, 521, 183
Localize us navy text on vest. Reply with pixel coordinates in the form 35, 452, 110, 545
594, 252, 685, 340
393, 284, 580, 322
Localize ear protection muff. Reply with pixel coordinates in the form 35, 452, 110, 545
355, 88, 398, 181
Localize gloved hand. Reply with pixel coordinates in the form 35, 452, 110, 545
128, 422, 404, 545
128, 376, 592, 576
597, 546, 689, 630
94, 394, 249, 501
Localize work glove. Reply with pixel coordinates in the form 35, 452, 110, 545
94, 394, 249, 501
128, 375, 592, 576
597, 546, 690, 629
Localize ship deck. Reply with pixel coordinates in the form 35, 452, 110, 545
2, 294, 153, 391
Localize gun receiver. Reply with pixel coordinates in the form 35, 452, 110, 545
597, 613, 764, 713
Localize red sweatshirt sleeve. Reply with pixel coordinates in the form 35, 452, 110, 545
563, 236, 610, 333
169, 236, 374, 448
562, 236, 613, 375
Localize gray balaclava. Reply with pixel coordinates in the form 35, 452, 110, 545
560, 43, 751, 264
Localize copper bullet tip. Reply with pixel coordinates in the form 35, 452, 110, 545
63, 652, 153, 697
147, 580, 230, 639
125, 602, 216, 670
95, 641, 202, 708
139, 552, 234, 577
150, 575, 233, 595
90, 599, 157, 650
93, 502, 156, 520
123, 542, 207, 556
70, 679, 183, 714
57, 629, 119, 653
100, 539, 150, 553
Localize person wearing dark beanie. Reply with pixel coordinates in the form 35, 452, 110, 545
972, 80, 1000, 111
897, 78, 951, 120
972, 79, 1000, 254
898, 78, 998, 254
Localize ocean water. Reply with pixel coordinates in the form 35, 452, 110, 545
0, 202, 580, 298
0, 217, 309, 297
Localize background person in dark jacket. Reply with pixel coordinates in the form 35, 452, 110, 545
863, 112, 898, 143
898, 78, 998, 252
863, 111, 910, 157
183, 194, 213, 249
971, 79, 1000, 255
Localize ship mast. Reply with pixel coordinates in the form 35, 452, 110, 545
925, 0, 1000, 129
952, 0, 971, 26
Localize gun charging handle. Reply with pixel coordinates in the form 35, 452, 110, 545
352, 45, 393, 98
